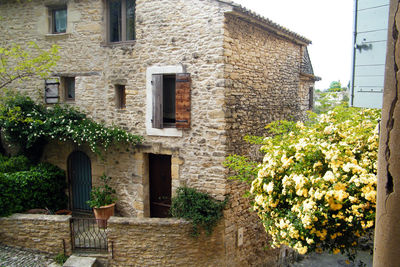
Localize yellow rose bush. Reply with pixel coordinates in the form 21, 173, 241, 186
225, 106, 380, 258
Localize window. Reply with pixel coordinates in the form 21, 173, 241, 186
151, 73, 191, 129
49, 6, 67, 34
64, 77, 75, 101
107, 0, 135, 43
115, 85, 126, 109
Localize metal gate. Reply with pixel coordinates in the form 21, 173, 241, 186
68, 151, 92, 211
71, 217, 108, 252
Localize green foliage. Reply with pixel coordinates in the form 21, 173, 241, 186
0, 42, 59, 90
0, 92, 143, 158
327, 81, 347, 92
54, 253, 68, 265
87, 174, 117, 208
170, 187, 228, 237
224, 155, 260, 184
225, 106, 381, 259
0, 154, 31, 173
0, 159, 67, 217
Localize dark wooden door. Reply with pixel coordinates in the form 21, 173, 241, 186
149, 154, 172, 218
68, 151, 92, 212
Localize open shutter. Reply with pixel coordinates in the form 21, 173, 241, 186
175, 73, 191, 129
152, 74, 163, 129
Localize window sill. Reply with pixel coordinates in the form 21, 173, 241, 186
146, 127, 182, 137
101, 40, 137, 48
45, 33, 71, 40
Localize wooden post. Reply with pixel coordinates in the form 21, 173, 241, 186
373, 1, 400, 266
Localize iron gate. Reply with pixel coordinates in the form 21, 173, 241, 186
71, 217, 108, 252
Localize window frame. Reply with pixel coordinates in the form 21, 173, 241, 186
63, 77, 76, 101
48, 6, 67, 34
146, 66, 185, 137
106, 0, 136, 44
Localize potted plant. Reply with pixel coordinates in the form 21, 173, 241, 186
87, 174, 117, 228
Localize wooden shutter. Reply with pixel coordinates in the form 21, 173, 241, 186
152, 74, 163, 129
45, 78, 59, 104
175, 73, 191, 129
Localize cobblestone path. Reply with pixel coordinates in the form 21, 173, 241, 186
0, 244, 59, 267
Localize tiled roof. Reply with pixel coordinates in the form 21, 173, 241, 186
217, 0, 312, 45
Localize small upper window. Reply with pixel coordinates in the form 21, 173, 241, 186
108, 0, 135, 43
64, 77, 75, 101
115, 85, 126, 109
50, 7, 67, 34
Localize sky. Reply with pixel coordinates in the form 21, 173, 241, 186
232, 0, 354, 90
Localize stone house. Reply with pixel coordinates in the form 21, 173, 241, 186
0, 0, 319, 265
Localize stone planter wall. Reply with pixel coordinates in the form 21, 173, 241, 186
107, 217, 225, 267
0, 214, 72, 255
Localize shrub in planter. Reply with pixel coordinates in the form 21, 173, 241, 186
0, 162, 67, 216
0, 154, 31, 173
170, 187, 228, 237
87, 174, 117, 228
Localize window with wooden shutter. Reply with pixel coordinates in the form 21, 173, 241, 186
45, 78, 60, 104
151, 73, 191, 129
152, 74, 163, 129
175, 73, 191, 129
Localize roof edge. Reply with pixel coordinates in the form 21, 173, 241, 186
216, 0, 312, 45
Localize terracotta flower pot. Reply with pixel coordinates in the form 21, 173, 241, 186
93, 203, 115, 229
55, 209, 72, 215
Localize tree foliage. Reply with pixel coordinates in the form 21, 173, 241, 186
0, 42, 59, 90
225, 106, 380, 259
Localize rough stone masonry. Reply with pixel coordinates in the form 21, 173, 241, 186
0, 0, 318, 265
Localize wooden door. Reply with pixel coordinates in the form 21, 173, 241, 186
149, 154, 172, 218
68, 151, 92, 212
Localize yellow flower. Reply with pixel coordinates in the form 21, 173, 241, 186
333, 248, 340, 254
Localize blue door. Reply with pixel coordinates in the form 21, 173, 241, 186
68, 151, 92, 211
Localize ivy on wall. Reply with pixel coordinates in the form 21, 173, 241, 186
0, 92, 143, 160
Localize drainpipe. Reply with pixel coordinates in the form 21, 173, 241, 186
350, 0, 358, 107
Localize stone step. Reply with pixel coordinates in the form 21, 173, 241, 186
63, 255, 101, 267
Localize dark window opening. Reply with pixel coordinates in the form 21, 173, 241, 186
163, 75, 176, 126
115, 85, 126, 109
108, 0, 135, 43
51, 7, 67, 34
309, 87, 314, 110
64, 77, 75, 101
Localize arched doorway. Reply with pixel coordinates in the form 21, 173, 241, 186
68, 151, 92, 212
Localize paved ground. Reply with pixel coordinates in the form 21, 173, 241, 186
0, 244, 60, 267
0, 243, 373, 267
290, 250, 373, 267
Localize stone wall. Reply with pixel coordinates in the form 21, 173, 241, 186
107, 217, 225, 266
223, 13, 308, 156
0, 214, 72, 255
0, 0, 231, 198
221, 13, 310, 266
0, 1, 314, 266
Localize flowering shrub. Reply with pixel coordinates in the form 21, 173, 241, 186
225, 106, 380, 258
0, 92, 143, 157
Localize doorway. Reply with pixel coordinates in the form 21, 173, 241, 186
68, 151, 92, 212
149, 154, 172, 218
